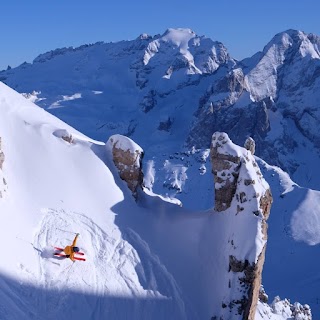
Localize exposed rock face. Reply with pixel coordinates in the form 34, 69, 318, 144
158, 117, 173, 132
53, 129, 74, 144
188, 97, 270, 153
210, 132, 272, 320
107, 134, 144, 198
140, 89, 157, 113
61, 134, 74, 144
210, 134, 241, 212
244, 137, 255, 155
259, 286, 268, 303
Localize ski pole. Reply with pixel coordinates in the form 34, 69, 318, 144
56, 228, 79, 235
16, 236, 34, 247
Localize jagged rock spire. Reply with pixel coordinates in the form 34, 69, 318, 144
210, 132, 272, 320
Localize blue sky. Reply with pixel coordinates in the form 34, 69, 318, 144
1, 0, 320, 70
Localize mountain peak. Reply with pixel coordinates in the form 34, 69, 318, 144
160, 28, 197, 48
281, 28, 304, 37
136, 33, 152, 40
262, 29, 317, 54
263, 29, 303, 52
162, 27, 196, 37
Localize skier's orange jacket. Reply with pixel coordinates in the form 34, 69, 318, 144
63, 234, 79, 261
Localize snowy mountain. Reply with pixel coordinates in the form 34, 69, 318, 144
2, 29, 320, 192
1, 27, 320, 319
190, 29, 320, 190
0, 81, 203, 319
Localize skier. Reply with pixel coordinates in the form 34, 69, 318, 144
63, 233, 80, 261
54, 233, 85, 261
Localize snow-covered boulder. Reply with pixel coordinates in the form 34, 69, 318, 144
107, 134, 144, 198
256, 296, 312, 320
210, 132, 272, 320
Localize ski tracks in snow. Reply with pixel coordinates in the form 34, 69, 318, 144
34, 208, 118, 293
29, 207, 189, 319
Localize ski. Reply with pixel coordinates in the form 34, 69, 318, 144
54, 252, 85, 259
54, 253, 68, 257
54, 247, 84, 255
74, 257, 86, 261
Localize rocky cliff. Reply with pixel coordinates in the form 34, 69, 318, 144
107, 131, 274, 319
107, 134, 144, 198
210, 132, 272, 320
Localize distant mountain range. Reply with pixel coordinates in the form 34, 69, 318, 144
2, 28, 320, 192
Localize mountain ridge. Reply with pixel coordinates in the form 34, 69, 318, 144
3, 27, 320, 192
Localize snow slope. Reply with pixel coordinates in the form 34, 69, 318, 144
257, 158, 320, 318
0, 82, 194, 319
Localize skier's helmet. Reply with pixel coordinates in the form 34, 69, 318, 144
73, 246, 80, 253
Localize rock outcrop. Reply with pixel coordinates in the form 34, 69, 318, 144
244, 137, 255, 155
210, 132, 272, 320
107, 134, 144, 198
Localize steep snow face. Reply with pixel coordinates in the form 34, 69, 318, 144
0, 82, 196, 319
257, 158, 320, 319
143, 28, 197, 67
244, 31, 294, 100
290, 189, 320, 245
245, 29, 320, 101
